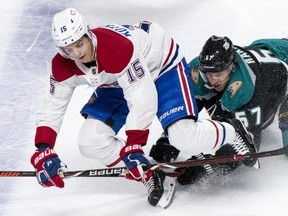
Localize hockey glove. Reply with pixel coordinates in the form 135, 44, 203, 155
31, 144, 67, 188
120, 144, 151, 181
149, 135, 180, 163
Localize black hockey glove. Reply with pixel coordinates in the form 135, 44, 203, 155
149, 135, 180, 163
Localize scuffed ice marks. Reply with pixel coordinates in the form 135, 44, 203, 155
0, 0, 72, 211
0, 0, 71, 168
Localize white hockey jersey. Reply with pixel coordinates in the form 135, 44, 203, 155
35, 21, 184, 148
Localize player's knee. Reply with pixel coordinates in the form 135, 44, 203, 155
167, 118, 199, 155
78, 117, 124, 163
78, 134, 124, 165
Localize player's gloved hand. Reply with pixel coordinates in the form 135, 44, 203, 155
149, 134, 180, 163
120, 144, 151, 181
30, 144, 67, 188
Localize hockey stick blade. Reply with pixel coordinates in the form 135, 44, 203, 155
1, 146, 287, 177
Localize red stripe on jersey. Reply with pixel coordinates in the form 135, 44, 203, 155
163, 38, 174, 66
208, 119, 220, 149
177, 61, 194, 116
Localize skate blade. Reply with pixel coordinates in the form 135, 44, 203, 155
253, 159, 260, 169
157, 176, 176, 209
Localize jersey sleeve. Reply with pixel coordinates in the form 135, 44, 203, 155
249, 38, 288, 64
117, 54, 158, 146
34, 56, 81, 148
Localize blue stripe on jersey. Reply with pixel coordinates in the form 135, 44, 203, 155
218, 121, 226, 146
160, 44, 180, 73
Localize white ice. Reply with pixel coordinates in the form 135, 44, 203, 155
1, 0, 288, 215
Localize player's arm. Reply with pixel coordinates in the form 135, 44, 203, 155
117, 54, 157, 180
35, 75, 76, 148
97, 26, 157, 180
31, 71, 78, 188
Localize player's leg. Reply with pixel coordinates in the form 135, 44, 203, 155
78, 87, 128, 167
79, 87, 174, 208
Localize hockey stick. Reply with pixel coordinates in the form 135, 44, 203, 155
0, 167, 126, 178
0, 167, 180, 178
1, 146, 287, 178
146, 145, 288, 170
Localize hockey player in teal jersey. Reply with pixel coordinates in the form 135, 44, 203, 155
189, 36, 288, 151
150, 35, 288, 185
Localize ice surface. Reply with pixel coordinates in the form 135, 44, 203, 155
1, 0, 288, 215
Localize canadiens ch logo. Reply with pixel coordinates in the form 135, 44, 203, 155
190, 68, 199, 84
228, 81, 242, 97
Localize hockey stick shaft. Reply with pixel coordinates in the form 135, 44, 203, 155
0, 168, 179, 178
146, 145, 288, 170
1, 146, 287, 177
0, 167, 126, 178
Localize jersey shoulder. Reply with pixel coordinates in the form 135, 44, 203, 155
52, 53, 85, 82
250, 38, 288, 64
189, 56, 200, 84
92, 26, 134, 73
221, 53, 255, 111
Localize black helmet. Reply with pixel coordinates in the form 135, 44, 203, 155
199, 35, 235, 73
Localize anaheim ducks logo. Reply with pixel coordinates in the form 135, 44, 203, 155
227, 81, 243, 97
190, 68, 199, 84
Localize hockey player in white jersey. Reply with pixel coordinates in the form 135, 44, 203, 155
30, 8, 258, 208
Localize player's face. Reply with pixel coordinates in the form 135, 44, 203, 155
63, 36, 94, 63
206, 69, 231, 92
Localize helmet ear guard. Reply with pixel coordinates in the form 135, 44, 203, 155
199, 35, 236, 73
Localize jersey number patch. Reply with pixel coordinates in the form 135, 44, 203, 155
126, 59, 145, 83
235, 106, 261, 128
